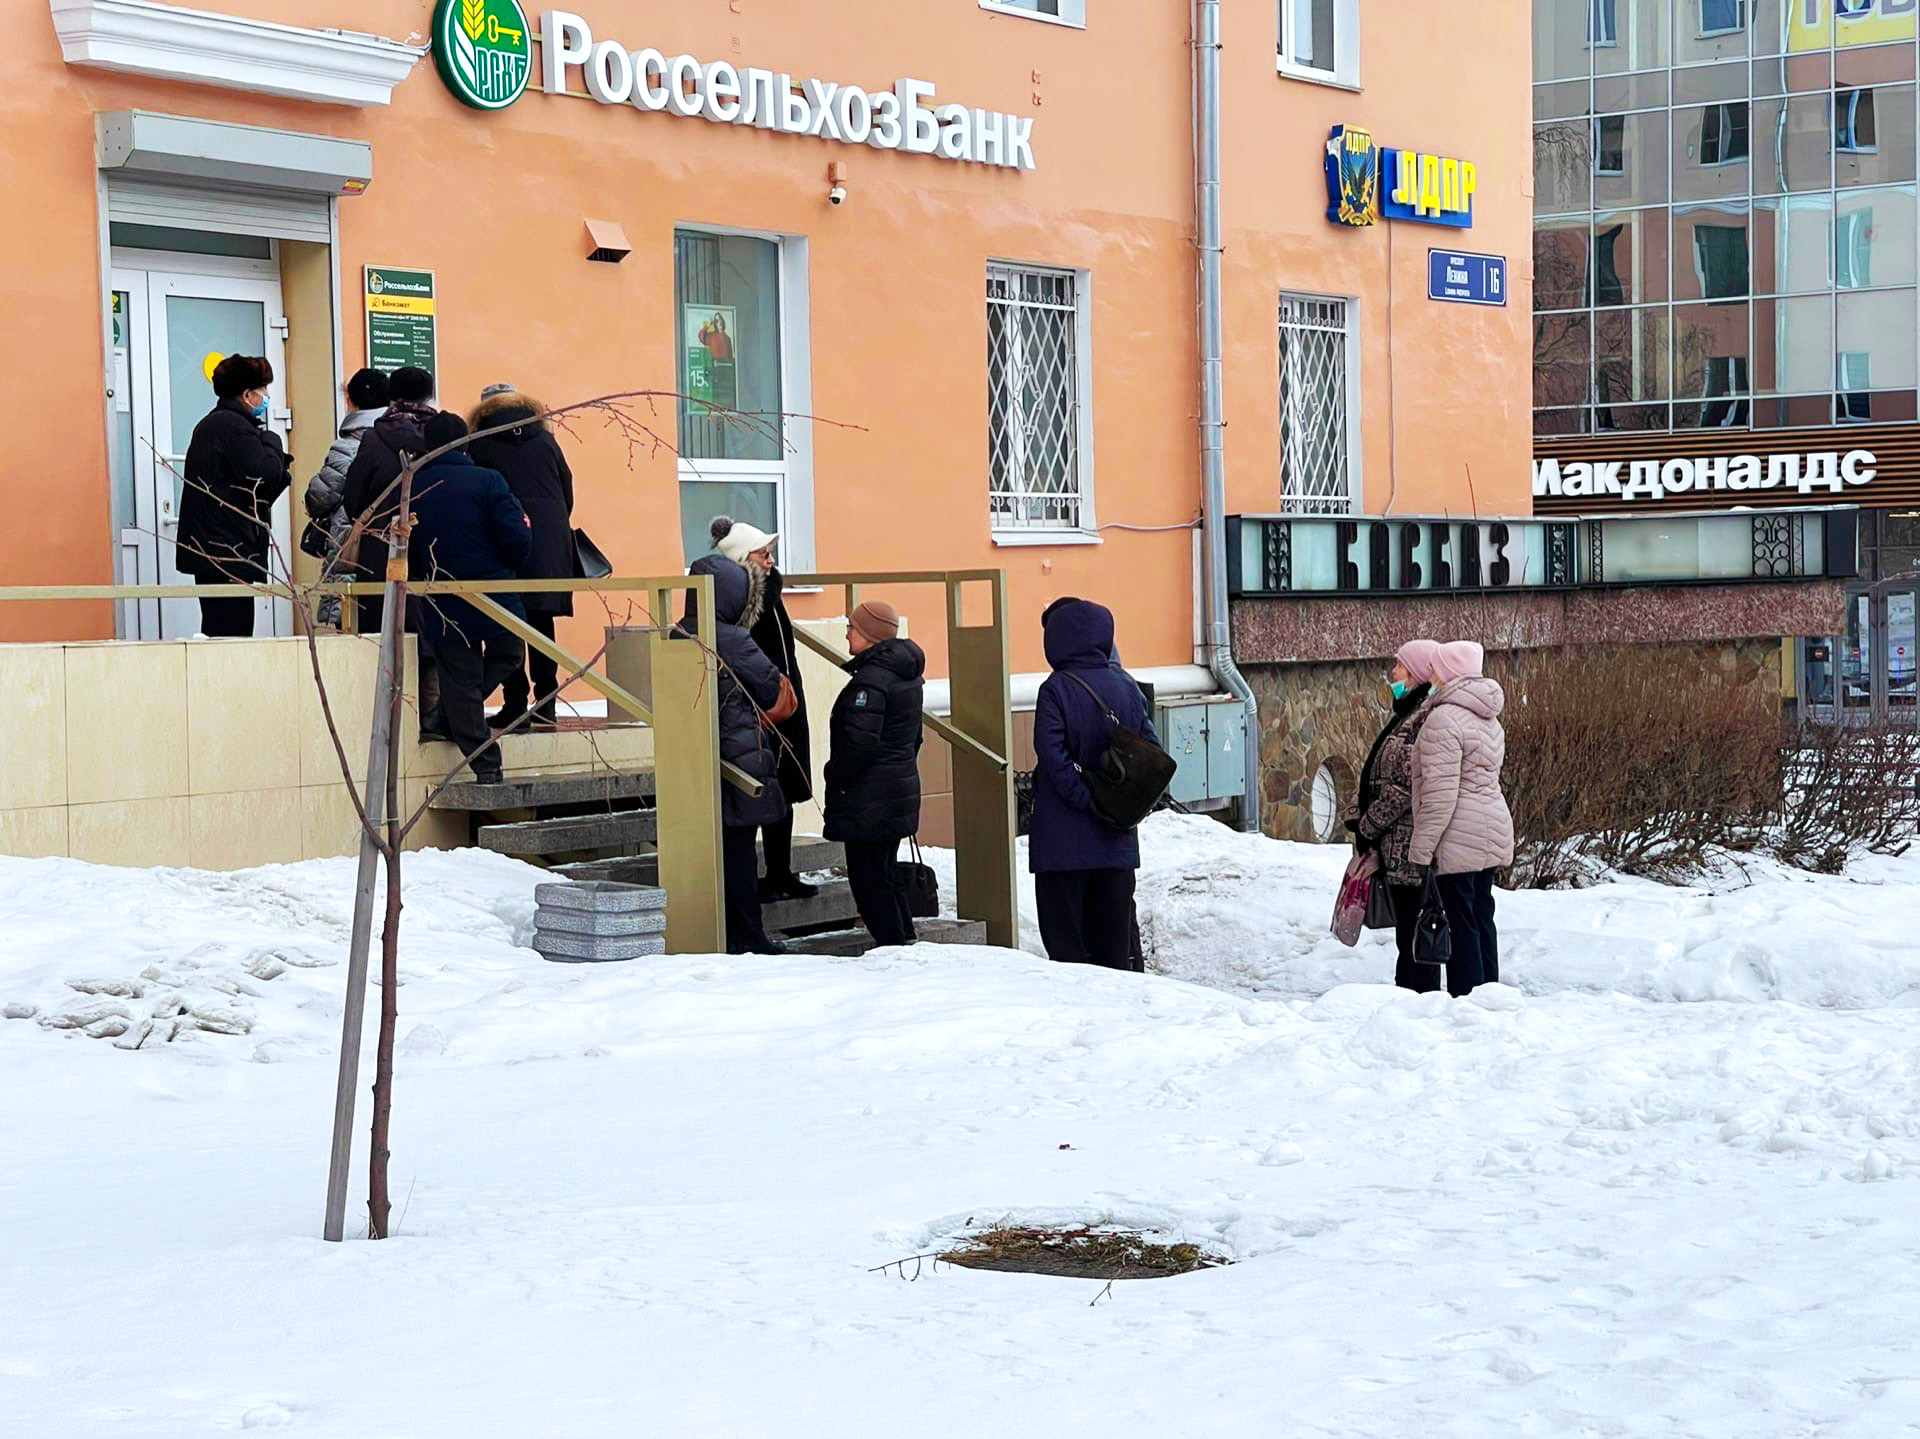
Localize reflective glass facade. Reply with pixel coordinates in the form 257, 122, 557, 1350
1532, 0, 1920, 435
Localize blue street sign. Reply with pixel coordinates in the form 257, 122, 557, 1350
1427, 248, 1506, 306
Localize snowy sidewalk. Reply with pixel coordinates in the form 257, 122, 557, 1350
2, 819, 1917, 1436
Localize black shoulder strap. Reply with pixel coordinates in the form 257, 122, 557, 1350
1061, 670, 1122, 729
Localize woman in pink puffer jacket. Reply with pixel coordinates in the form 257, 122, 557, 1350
1408, 640, 1514, 996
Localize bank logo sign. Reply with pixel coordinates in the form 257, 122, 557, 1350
433, 0, 531, 111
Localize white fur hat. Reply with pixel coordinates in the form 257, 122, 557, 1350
711, 516, 777, 564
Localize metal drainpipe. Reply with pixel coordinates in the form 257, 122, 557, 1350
1194, 0, 1262, 832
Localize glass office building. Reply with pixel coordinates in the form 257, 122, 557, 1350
1532, 0, 1920, 724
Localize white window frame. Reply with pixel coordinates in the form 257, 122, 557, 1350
987, 260, 1097, 546
1837, 351, 1872, 422
672, 225, 815, 571
1697, 0, 1746, 38
1594, 114, 1626, 175
979, 0, 1086, 28
1836, 88, 1878, 155
1699, 102, 1750, 166
1277, 0, 1360, 89
1277, 291, 1361, 515
1836, 206, 1873, 288
1588, 0, 1619, 47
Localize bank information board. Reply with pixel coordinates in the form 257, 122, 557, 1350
364, 266, 437, 381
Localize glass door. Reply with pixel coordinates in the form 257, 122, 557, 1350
1888, 589, 1917, 725
1841, 590, 1873, 727
117, 269, 289, 638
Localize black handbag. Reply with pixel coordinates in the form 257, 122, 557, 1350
298, 516, 333, 560
1363, 870, 1398, 931
902, 839, 940, 920
573, 527, 613, 581
1061, 672, 1178, 830
1413, 866, 1451, 969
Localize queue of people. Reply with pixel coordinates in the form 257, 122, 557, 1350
183, 361, 1510, 982
1350, 638, 1514, 997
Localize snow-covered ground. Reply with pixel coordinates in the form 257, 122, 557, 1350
2, 816, 1917, 1437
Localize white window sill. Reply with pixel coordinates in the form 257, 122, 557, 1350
1275, 58, 1362, 93
991, 528, 1103, 548
979, 2, 1086, 29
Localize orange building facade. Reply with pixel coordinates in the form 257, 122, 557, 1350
5, 0, 1533, 680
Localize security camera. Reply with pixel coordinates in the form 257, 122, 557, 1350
829, 184, 847, 206
827, 161, 848, 207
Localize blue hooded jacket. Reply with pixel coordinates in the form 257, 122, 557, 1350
681, 555, 788, 829
1030, 599, 1159, 874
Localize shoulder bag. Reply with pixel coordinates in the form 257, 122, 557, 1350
902, 838, 940, 920
1414, 865, 1451, 970
1060, 672, 1178, 830
573, 527, 613, 581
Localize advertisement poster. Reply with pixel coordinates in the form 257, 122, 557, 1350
685, 304, 738, 414
1789, 0, 1916, 51
365, 266, 438, 382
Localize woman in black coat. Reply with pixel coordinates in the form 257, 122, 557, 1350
469, 387, 576, 729
710, 516, 816, 900
681, 555, 792, 955
176, 354, 292, 637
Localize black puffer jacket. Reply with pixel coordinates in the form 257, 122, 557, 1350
747, 566, 813, 805
340, 402, 431, 581
682, 556, 787, 829
467, 392, 576, 617
824, 637, 926, 845
176, 399, 292, 583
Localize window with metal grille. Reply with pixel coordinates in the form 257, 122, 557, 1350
987, 263, 1085, 531
1277, 294, 1352, 515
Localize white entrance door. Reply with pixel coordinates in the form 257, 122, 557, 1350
112, 267, 290, 639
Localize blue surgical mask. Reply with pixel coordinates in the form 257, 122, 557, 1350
1390, 680, 1412, 701
252, 394, 270, 420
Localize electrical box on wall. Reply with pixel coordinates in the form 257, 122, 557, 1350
1154, 697, 1245, 809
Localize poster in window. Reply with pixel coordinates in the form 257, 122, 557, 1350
685, 304, 738, 415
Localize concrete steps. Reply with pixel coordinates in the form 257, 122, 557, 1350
433, 769, 656, 812
785, 918, 990, 956
478, 809, 658, 859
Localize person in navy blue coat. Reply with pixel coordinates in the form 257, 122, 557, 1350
407, 411, 533, 785
1030, 598, 1160, 970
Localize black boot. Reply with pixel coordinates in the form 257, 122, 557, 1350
487, 703, 528, 731
759, 872, 819, 902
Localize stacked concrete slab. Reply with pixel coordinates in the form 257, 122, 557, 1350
534, 880, 667, 962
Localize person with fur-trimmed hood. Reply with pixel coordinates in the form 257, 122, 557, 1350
468, 384, 576, 730
710, 516, 817, 902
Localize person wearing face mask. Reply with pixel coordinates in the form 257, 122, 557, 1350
177, 354, 293, 637
1345, 640, 1441, 991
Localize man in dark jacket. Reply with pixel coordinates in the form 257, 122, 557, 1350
469, 385, 575, 730
1030, 598, 1159, 970
682, 555, 791, 955
824, 600, 925, 948
341, 365, 436, 636
177, 354, 292, 637
407, 412, 532, 785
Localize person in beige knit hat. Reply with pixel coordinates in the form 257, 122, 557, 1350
825, 599, 927, 947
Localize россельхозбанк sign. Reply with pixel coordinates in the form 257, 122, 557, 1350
430, 0, 1037, 170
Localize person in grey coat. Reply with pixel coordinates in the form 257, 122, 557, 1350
303, 368, 388, 626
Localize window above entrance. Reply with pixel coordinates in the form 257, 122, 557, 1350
50, 0, 425, 107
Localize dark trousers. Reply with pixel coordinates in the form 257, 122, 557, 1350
1436, 869, 1501, 996
723, 824, 776, 954
431, 633, 525, 779
1389, 882, 1442, 994
198, 592, 255, 638
845, 838, 916, 948
761, 810, 795, 880
1036, 869, 1138, 970
500, 611, 559, 715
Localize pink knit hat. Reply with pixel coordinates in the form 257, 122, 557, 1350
1395, 640, 1443, 683
1429, 640, 1486, 686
